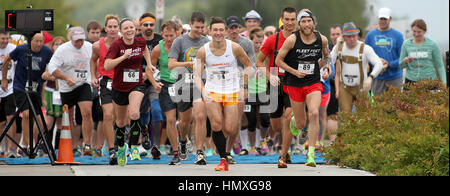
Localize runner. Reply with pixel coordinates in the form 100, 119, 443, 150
167, 12, 210, 165
0, 29, 18, 158
2, 32, 53, 154
146, 20, 179, 160
256, 7, 297, 168
225, 15, 256, 161
90, 14, 120, 165
137, 12, 163, 158
194, 17, 252, 171
240, 10, 263, 39
48, 26, 94, 156
275, 9, 331, 167
331, 22, 383, 113
104, 18, 155, 166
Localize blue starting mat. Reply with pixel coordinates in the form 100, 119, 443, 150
0, 153, 326, 165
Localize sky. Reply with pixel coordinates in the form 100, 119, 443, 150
367, 0, 449, 51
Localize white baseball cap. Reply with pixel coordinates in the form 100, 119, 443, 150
378, 7, 391, 19
70, 26, 86, 41
243, 10, 262, 21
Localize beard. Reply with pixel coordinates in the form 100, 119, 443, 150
144, 29, 153, 36
300, 26, 315, 36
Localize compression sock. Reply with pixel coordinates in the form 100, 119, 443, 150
115, 125, 126, 147
130, 120, 143, 146
212, 130, 227, 158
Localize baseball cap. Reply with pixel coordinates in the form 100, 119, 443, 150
70, 26, 86, 41
243, 10, 262, 21
342, 22, 360, 36
226, 16, 240, 28
378, 7, 391, 19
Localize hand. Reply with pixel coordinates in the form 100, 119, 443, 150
363, 77, 373, 92
336, 36, 344, 46
269, 74, 280, 86
335, 88, 339, 99
202, 89, 212, 103
403, 56, 414, 64
91, 77, 99, 88
153, 82, 164, 93
148, 65, 157, 73
379, 62, 389, 75
65, 76, 76, 87
294, 70, 307, 79
1, 79, 7, 92
322, 68, 330, 80
123, 49, 132, 59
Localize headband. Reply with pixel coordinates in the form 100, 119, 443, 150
140, 17, 156, 25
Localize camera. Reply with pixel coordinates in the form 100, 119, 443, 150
5, 9, 54, 32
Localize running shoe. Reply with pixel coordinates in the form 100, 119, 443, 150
299, 127, 309, 145
169, 152, 181, 165
159, 144, 167, 155
130, 145, 141, 161
249, 147, 258, 155
215, 158, 229, 171
206, 148, 214, 157
305, 154, 316, 167
194, 151, 207, 165
286, 153, 292, 164
109, 149, 118, 165
226, 154, 236, 164
83, 144, 92, 156
117, 144, 128, 167
239, 149, 249, 155
260, 140, 269, 155
179, 144, 188, 160
151, 145, 161, 160
233, 141, 241, 155
277, 156, 288, 168
73, 146, 82, 157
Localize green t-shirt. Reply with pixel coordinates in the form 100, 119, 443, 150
399, 37, 447, 84
248, 51, 267, 93
159, 40, 177, 84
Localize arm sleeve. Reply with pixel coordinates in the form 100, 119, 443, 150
399, 41, 408, 69
365, 46, 383, 78
432, 43, 447, 84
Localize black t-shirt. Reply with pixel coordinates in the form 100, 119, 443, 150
284, 31, 322, 87
136, 33, 163, 86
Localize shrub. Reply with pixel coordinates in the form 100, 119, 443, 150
323, 79, 449, 176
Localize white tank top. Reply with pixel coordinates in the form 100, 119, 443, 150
204, 40, 240, 94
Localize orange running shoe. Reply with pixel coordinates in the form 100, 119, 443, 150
215, 158, 229, 171
278, 156, 288, 168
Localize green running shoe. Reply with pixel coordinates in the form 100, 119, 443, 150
290, 114, 300, 137
130, 145, 141, 161
117, 144, 128, 167
305, 153, 316, 167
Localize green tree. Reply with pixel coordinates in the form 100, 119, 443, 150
1, 0, 76, 38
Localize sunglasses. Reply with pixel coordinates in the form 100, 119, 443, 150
142, 23, 155, 27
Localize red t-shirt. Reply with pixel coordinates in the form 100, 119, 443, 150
260, 32, 287, 76
106, 37, 146, 92
98, 37, 115, 79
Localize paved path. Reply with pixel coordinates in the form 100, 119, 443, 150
0, 163, 374, 176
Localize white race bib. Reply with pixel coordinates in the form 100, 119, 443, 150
278, 67, 285, 74
75, 69, 88, 83
53, 91, 62, 105
243, 105, 251, 112
106, 80, 112, 91
298, 61, 315, 75
123, 69, 140, 83
184, 73, 194, 83
168, 85, 176, 97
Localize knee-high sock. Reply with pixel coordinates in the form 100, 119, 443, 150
115, 125, 126, 147
130, 120, 143, 146
212, 130, 227, 158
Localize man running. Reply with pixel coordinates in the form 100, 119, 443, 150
256, 7, 297, 168
168, 12, 210, 165
195, 17, 252, 171
48, 26, 94, 156
90, 14, 120, 165
275, 9, 331, 167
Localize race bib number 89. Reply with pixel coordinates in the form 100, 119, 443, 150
298, 61, 315, 75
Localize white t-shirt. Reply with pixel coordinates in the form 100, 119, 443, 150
0, 43, 17, 97
48, 41, 92, 93
331, 41, 383, 87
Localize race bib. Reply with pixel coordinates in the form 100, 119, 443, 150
168, 85, 176, 97
26, 81, 39, 92
123, 69, 139, 83
106, 80, 112, 91
298, 61, 315, 75
53, 91, 62, 105
185, 73, 194, 83
211, 71, 232, 84
75, 69, 88, 83
243, 104, 251, 112
278, 67, 285, 74
153, 69, 161, 82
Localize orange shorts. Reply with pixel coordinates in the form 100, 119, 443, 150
206, 92, 240, 106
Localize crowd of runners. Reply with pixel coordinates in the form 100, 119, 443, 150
0, 6, 447, 171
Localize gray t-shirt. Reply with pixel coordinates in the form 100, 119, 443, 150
236, 36, 256, 69
168, 33, 210, 91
